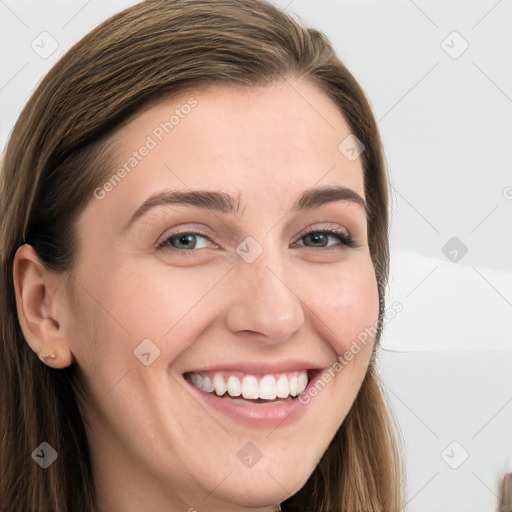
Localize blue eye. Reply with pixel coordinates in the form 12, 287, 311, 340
158, 232, 212, 250
300, 230, 355, 248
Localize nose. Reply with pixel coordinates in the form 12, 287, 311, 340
225, 251, 305, 343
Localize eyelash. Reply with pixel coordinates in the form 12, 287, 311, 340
156, 229, 215, 252
296, 227, 356, 249
156, 227, 357, 252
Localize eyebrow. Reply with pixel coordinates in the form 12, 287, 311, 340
123, 185, 367, 231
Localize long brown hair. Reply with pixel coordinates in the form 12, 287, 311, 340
0, 1, 404, 510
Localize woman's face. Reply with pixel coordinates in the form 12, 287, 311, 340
67, 79, 379, 510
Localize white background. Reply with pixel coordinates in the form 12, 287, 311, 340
1, 1, 511, 510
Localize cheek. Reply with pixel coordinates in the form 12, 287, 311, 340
301, 259, 380, 355
79, 261, 231, 356
91, 256, 379, 361
295, 260, 379, 433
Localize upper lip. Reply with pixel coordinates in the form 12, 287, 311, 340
182, 359, 328, 376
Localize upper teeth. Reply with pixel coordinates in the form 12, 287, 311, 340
188, 371, 309, 400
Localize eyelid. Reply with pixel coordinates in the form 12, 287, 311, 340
295, 228, 354, 248
155, 226, 219, 250
300, 224, 350, 237
294, 222, 350, 240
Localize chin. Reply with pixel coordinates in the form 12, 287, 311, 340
193, 450, 319, 507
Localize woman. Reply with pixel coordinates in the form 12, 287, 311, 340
0, 0, 404, 510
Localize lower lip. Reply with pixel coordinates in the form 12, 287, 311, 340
183, 371, 322, 427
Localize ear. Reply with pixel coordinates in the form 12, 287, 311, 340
13, 244, 74, 369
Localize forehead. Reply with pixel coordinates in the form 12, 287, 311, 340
83, 79, 366, 230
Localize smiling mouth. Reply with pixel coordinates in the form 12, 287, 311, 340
184, 370, 312, 402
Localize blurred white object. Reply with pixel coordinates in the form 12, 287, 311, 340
377, 347, 512, 512
380, 249, 512, 352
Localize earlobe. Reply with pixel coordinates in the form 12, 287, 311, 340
13, 244, 74, 369
35, 318, 75, 369
36, 347, 74, 369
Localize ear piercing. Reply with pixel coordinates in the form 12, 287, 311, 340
40, 352, 57, 361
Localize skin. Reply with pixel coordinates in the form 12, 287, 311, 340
14, 78, 379, 512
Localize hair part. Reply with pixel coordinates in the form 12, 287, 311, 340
0, 1, 404, 510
